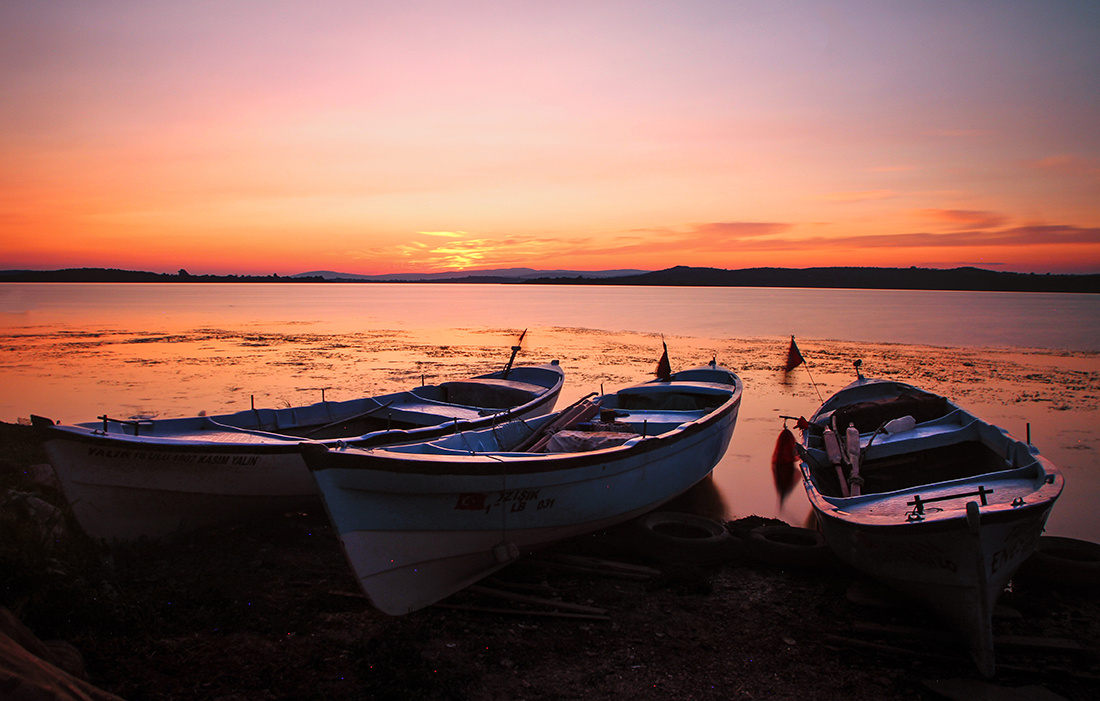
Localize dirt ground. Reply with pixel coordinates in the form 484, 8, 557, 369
2, 333, 1099, 700
2, 422, 1098, 701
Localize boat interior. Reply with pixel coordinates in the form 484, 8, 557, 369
808, 437, 1028, 498
411, 378, 546, 409
814, 388, 953, 436
804, 409, 1044, 499
75, 374, 554, 442
282, 410, 428, 441
378, 381, 733, 456
609, 384, 732, 412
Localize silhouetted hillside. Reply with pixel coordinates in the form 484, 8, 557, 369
294, 268, 647, 281
533, 266, 1099, 293
2, 266, 1096, 292
0, 268, 325, 283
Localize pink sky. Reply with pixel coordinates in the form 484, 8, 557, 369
2, 1, 1098, 275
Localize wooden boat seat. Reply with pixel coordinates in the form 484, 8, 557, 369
828, 391, 951, 435
618, 382, 733, 397
615, 389, 726, 412
815, 438, 1016, 497
413, 379, 544, 409
540, 430, 637, 453
616, 409, 707, 433
834, 469, 1045, 521
861, 412, 977, 457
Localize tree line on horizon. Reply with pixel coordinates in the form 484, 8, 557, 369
1, 265, 1097, 293
0, 268, 327, 283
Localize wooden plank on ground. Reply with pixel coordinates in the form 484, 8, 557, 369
435, 604, 610, 621
467, 585, 608, 615
537, 551, 662, 577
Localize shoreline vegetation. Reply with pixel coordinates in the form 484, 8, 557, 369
1, 265, 1098, 293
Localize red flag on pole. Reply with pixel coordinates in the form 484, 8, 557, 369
784, 336, 805, 373
655, 340, 671, 381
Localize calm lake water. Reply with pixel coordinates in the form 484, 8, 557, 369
3, 283, 1099, 349
3, 283, 1098, 541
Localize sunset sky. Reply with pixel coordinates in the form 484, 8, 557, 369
2, 1, 1098, 276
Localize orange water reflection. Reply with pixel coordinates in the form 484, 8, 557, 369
3, 319, 1097, 543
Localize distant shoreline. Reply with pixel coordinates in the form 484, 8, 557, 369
1, 265, 1097, 293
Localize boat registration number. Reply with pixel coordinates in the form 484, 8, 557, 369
454, 490, 556, 514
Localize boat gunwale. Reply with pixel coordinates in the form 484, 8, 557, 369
33, 362, 565, 451
799, 376, 1063, 532
810, 488, 1060, 534
307, 371, 743, 476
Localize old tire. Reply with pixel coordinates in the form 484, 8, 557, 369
747, 525, 833, 568
1018, 536, 1100, 590
634, 512, 735, 565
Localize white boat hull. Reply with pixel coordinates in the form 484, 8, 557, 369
798, 377, 1063, 677
816, 498, 1054, 676
35, 363, 564, 541
309, 365, 742, 615
41, 439, 315, 540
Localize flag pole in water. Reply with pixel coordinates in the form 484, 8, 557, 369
502, 328, 527, 379
655, 336, 672, 381
784, 336, 823, 403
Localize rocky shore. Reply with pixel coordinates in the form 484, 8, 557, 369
2, 421, 1098, 700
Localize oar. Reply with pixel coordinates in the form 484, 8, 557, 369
514, 392, 598, 452
845, 422, 863, 496
825, 416, 850, 498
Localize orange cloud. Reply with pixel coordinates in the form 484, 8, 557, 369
375, 233, 569, 272
917, 209, 1007, 230
337, 220, 1100, 274
1025, 154, 1099, 179
690, 222, 792, 241
776, 225, 1100, 251
550, 223, 794, 261
333, 222, 798, 273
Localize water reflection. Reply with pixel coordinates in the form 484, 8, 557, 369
661, 474, 728, 522
1, 292, 1097, 542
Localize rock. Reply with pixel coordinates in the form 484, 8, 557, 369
27, 463, 61, 492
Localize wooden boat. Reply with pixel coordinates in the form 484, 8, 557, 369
31, 361, 564, 541
303, 361, 742, 615
796, 370, 1063, 676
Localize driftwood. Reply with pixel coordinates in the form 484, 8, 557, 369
529, 552, 661, 580
435, 585, 612, 620
851, 622, 1083, 652
822, 633, 955, 664
434, 604, 610, 621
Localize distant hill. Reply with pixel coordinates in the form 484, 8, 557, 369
2, 266, 1096, 292
293, 268, 649, 281
547, 266, 1100, 293
0, 268, 325, 283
